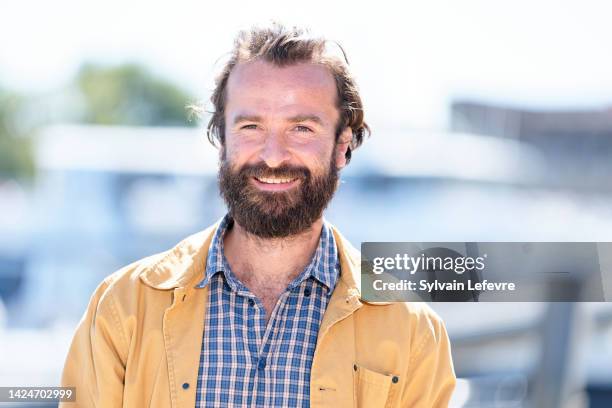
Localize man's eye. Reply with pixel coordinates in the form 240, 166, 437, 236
241, 124, 258, 130
294, 125, 313, 133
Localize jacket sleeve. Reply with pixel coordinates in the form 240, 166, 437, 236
60, 279, 128, 407
400, 314, 456, 407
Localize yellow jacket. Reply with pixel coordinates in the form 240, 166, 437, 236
61, 223, 456, 407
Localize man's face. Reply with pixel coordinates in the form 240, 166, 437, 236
218, 59, 351, 238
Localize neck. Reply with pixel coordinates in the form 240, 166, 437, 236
223, 217, 324, 291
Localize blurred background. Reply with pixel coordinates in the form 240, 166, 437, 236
1, 0, 612, 407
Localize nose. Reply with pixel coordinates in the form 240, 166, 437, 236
259, 130, 291, 168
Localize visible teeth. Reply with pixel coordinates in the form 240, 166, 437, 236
257, 177, 295, 184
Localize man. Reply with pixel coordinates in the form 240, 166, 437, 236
61, 23, 456, 407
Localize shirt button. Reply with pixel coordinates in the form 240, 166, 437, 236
392, 376, 399, 384
304, 288, 312, 297
248, 299, 255, 306
182, 382, 190, 389
258, 359, 266, 370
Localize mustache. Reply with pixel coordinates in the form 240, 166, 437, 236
238, 163, 311, 180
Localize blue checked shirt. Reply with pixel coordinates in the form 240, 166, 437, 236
195, 215, 339, 407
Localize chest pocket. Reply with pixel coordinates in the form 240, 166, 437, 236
353, 364, 399, 408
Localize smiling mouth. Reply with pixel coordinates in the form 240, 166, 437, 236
252, 176, 300, 191
254, 176, 297, 184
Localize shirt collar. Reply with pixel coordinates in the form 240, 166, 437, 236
196, 214, 339, 292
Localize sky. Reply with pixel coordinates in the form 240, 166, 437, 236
1, 0, 612, 129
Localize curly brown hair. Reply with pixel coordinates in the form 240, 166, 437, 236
203, 22, 370, 163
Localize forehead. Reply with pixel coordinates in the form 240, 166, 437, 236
225, 60, 338, 117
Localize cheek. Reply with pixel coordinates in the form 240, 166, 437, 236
290, 140, 335, 173
225, 135, 259, 164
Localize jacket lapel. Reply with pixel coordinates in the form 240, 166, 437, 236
162, 284, 208, 408
310, 226, 364, 407
320, 225, 364, 334
139, 224, 218, 407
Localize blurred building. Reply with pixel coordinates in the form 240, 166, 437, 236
452, 101, 612, 191
13, 125, 226, 326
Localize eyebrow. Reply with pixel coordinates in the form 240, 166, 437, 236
287, 114, 324, 126
233, 114, 262, 125
232, 114, 325, 126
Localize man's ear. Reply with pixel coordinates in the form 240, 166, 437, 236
335, 127, 352, 170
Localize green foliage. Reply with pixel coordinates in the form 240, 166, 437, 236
0, 90, 34, 178
0, 63, 196, 178
76, 63, 197, 127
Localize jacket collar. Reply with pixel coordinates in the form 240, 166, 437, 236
139, 220, 367, 301
139, 222, 221, 290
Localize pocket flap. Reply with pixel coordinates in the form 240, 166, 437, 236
353, 364, 397, 407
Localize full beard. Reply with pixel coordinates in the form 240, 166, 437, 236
218, 154, 339, 239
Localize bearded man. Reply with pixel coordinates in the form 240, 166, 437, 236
61, 23, 456, 407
